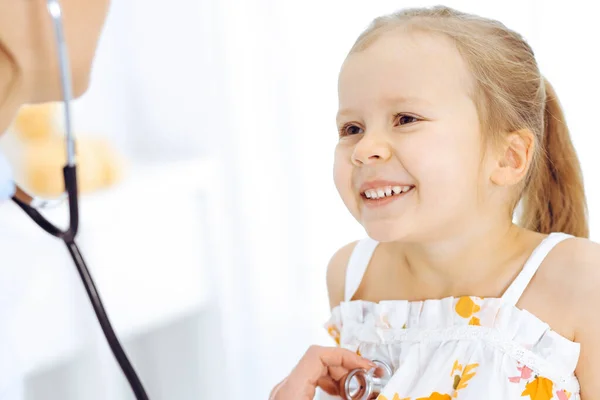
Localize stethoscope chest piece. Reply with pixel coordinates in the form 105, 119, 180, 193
343, 359, 393, 400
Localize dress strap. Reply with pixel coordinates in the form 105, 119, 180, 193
501, 232, 573, 306
344, 237, 379, 302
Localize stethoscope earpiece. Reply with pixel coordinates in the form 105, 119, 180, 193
343, 359, 393, 400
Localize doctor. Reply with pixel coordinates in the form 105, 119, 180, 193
0, 1, 370, 399
0, 0, 113, 398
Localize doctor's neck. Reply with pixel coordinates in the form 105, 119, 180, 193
0, 49, 27, 136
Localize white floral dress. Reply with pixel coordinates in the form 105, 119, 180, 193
322, 233, 580, 400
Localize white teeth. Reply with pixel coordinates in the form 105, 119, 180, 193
364, 185, 413, 199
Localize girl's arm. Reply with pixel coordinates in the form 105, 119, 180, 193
573, 241, 600, 399
574, 301, 600, 399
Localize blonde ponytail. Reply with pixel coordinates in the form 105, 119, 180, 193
520, 79, 588, 237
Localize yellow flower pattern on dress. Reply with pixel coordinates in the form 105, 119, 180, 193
451, 361, 479, 396
377, 360, 478, 400
416, 393, 452, 400
507, 362, 572, 400
455, 296, 481, 326
326, 324, 340, 346
450, 360, 462, 377
376, 395, 410, 400
373, 357, 573, 400
521, 376, 554, 400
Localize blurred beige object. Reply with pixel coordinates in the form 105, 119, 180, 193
12, 103, 61, 141
8, 102, 125, 197
23, 136, 125, 197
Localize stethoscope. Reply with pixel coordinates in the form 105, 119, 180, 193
343, 359, 394, 400
6, 1, 150, 399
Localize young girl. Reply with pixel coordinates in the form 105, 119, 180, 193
270, 5, 599, 400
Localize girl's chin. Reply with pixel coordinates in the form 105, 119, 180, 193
362, 220, 413, 243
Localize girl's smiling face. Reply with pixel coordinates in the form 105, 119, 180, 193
334, 29, 498, 242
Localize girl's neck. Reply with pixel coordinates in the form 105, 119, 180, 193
389, 220, 540, 296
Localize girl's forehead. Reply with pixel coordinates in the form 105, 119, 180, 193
338, 30, 473, 108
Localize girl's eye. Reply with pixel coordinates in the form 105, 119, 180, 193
396, 114, 419, 125
338, 114, 419, 137
339, 124, 364, 137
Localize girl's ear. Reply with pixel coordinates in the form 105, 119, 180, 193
490, 129, 535, 186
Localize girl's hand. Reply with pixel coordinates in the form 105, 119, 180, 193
269, 345, 376, 400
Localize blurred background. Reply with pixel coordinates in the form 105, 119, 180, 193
0, 0, 598, 399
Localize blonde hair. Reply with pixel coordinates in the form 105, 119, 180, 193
349, 6, 588, 238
